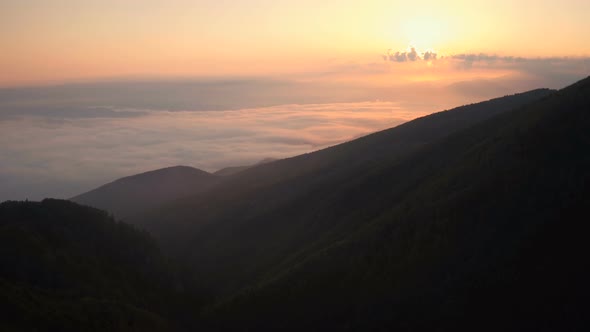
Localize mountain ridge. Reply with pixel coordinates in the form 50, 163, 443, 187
71, 165, 220, 220
213, 158, 278, 176
132, 87, 556, 296
196, 76, 590, 331
3, 78, 590, 331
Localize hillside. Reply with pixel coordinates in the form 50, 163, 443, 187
197, 76, 590, 330
71, 166, 220, 220
135, 88, 554, 296
6, 78, 589, 331
214, 158, 278, 176
0, 199, 202, 331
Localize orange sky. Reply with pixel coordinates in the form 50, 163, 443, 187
1, 0, 589, 86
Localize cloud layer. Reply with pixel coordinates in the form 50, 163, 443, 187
2, 51, 587, 202
0, 102, 430, 201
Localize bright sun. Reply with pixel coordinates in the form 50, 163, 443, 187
401, 16, 448, 50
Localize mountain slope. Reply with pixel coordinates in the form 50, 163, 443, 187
200, 77, 590, 331
71, 166, 220, 220
213, 165, 251, 176
4, 80, 587, 331
0, 199, 204, 331
214, 158, 278, 176
136, 88, 554, 295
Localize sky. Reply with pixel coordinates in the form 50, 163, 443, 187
2, 0, 589, 85
0, 0, 589, 200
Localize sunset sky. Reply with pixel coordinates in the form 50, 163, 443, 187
1, 0, 589, 201
2, 0, 589, 85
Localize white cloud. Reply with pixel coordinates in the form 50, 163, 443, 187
0, 102, 431, 201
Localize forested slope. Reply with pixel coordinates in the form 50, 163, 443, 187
0, 199, 202, 332
137, 88, 554, 297
200, 77, 590, 331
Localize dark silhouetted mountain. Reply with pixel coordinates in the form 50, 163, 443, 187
135, 88, 555, 295
71, 166, 220, 220
8, 77, 590, 331
214, 158, 278, 176
192, 77, 590, 331
0, 199, 203, 332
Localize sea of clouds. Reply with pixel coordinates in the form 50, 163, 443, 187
0, 97, 430, 201
2, 65, 586, 201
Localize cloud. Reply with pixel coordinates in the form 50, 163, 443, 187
385, 48, 589, 74
453, 54, 590, 70
0, 102, 431, 201
423, 51, 437, 61
382, 47, 589, 87
450, 53, 537, 69
383, 47, 438, 62
449, 54, 590, 86
2, 61, 587, 202
0, 79, 364, 114
0, 105, 148, 120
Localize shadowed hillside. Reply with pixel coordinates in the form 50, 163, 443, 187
214, 158, 278, 176
0, 199, 205, 331
6, 78, 590, 331
135, 88, 555, 296
196, 76, 590, 330
71, 166, 220, 220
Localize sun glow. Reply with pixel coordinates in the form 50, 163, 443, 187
400, 16, 450, 50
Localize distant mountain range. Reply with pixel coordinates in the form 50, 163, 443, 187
3, 77, 590, 331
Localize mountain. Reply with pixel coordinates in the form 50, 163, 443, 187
7, 78, 589, 331
71, 166, 220, 220
0, 199, 203, 331
194, 77, 590, 330
214, 158, 278, 176
213, 165, 251, 177
135, 88, 555, 294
